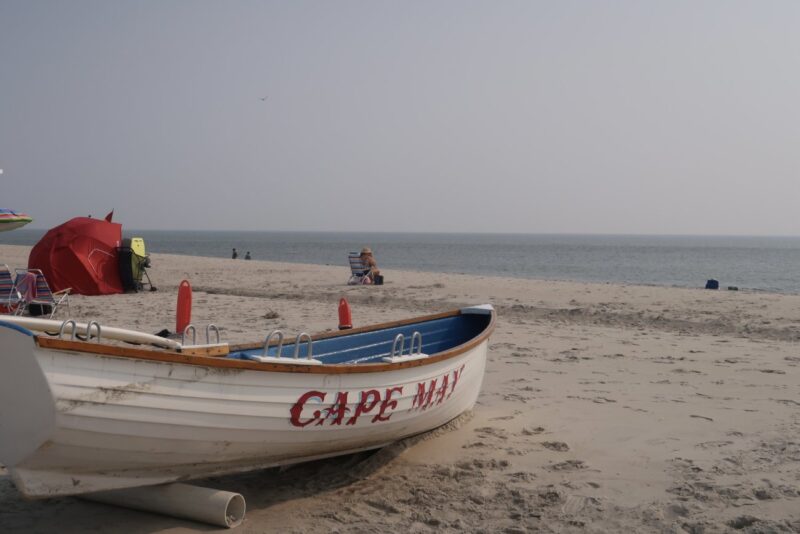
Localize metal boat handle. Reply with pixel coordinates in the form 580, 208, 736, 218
206, 324, 220, 344
410, 331, 422, 355
182, 324, 196, 346
263, 330, 284, 358
58, 319, 77, 340
391, 333, 405, 357
293, 332, 313, 360
86, 321, 102, 343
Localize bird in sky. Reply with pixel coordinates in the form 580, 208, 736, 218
259, 96, 268, 101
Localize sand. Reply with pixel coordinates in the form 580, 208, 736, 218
1, 243, 798, 533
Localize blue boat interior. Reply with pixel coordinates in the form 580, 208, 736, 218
227, 313, 491, 365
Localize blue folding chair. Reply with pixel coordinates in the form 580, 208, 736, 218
347, 253, 373, 285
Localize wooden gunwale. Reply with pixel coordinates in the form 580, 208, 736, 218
33, 308, 496, 375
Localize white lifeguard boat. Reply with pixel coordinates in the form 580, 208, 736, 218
0, 305, 495, 498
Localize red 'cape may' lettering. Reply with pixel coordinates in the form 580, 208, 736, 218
346, 389, 381, 425
290, 387, 403, 428
324, 391, 350, 425
290, 390, 327, 427
373, 386, 402, 423
412, 364, 465, 411
412, 379, 437, 410
289, 365, 467, 427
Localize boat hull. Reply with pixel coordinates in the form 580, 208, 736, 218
0, 316, 490, 498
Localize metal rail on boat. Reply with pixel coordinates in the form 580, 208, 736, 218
206, 324, 220, 344
59, 319, 101, 343
293, 332, 313, 360
1, 316, 185, 350
182, 324, 197, 345
262, 330, 284, 357
0, 316, 232, 356
182, 323, 223, 347
59, 319, 78, 340
245, 329, 322, 365
86, 320, 101, 343
383, 330, 428, 363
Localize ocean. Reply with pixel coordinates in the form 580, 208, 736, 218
3, 230, 800, 294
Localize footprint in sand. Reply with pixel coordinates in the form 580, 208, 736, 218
672, 368, 703, 374
653, 355, 690, 364
623, 405, 649, 413
696, 440, 733, 449
537, 487, 565, 505
474, 426, 509, 440
521, 426, 545, 436
506, 471, 535, 482
567, 395, 617, 404
547, 460, 587, 471
505, 447, 535, 456
457, 458, 509, 471
541, 441, 570, 452
727, 516, 760, 529
561, 494, 600, 514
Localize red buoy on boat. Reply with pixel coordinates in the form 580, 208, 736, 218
176, 280, 192, 334
338, 297, 352, 330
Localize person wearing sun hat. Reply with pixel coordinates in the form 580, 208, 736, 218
359, 247, 383, 284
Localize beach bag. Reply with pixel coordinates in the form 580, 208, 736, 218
374, 274, 384, 286
27, 303, 53, 317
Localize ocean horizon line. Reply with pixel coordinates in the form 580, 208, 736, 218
12, 227, 800, 240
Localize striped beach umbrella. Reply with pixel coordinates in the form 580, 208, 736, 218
0, 209, 33, 232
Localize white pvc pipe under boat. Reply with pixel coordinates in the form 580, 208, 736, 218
83, 483, 246, 528
0, 316, 182, 350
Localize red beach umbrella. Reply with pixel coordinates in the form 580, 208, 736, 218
28, 216, 125, 296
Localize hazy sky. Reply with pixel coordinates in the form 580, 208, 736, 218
1, 1, 798, 234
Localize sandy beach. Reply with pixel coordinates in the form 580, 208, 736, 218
1, 243, 798, 533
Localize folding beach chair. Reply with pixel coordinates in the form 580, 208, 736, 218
14, 268, 71, 318
347, 253, 373, 285
0, 264, 22, 314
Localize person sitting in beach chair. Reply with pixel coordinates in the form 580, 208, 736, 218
347, 247, 383, 285
13, 268, 71, 318
359, 247, 382, 285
